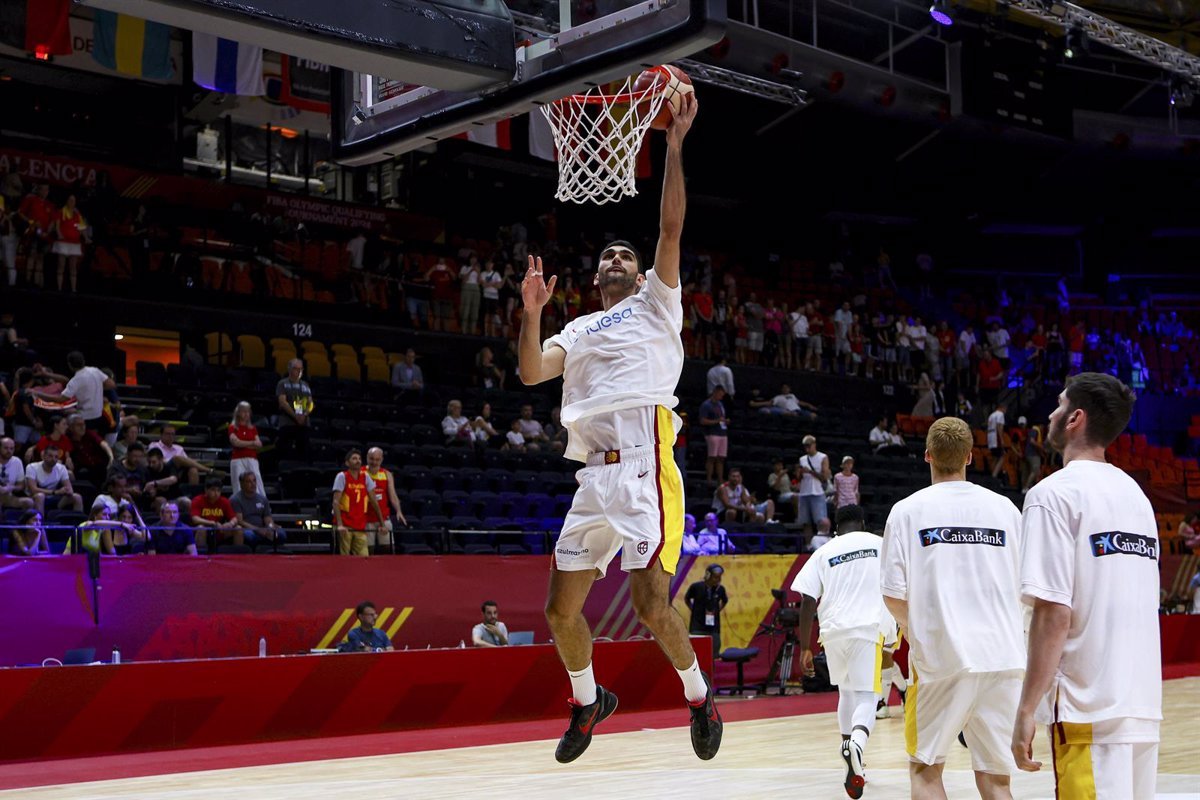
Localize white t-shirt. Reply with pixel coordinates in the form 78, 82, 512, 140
63, 366, 107, 421
472, 620, 509, 645
987, 410, 1006, 449
0, 456, 23, 491
1020, 460, 1161, 730
790, 312, 809, 338
796, 451, 828, 497
26, 462, 70, 490
481, 269, 501, 300
869, 426, 889, 450
546, 269, 683, 462
988, 328, 1011, 359
880, 481, 1025, 683
705, 364, 735, 396
957, 329, 976, 358
907, 324, 927, 349
150, 441, 188, 462
792, 531, 888, 644
773, 393, 802, 413
506, 430, 525, 447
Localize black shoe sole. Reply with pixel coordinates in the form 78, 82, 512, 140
689, 675, 723, 761
554, 688, 619, 764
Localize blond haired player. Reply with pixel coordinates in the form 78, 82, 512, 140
1012, 373, 1161, 798
880, 417, 1025, 800
518, 93, 722, 765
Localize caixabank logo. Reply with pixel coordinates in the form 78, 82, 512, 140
828, 548, 878, 567
918, 527, 1006, 547
1089, 531, 1158, 560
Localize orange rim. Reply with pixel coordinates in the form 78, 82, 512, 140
550, 65, 672, 106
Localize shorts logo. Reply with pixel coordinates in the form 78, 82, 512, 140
604, 451, 620, 465
556, 547, 590, 557
828, 548, 877, 567
918, 527, 1006, 547
1089, 531, 1157, 560
636, 541, 649, 555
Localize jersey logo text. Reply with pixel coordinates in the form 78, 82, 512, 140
1089, 531, 1157, 560
918, 527, 1006, 547
828, 548, 878, 567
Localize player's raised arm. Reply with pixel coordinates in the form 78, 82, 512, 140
653, 93, 697, 290
519, 255, 566, 385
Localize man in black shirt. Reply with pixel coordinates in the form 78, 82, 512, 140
685, 564, 729, 659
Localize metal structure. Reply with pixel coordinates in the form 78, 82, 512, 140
674, 58, 810, 104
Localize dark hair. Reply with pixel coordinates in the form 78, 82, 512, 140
345, 448, 362, 463
18, 510, 39, 525
147, 447, 162, 459
43, 443, 60, 454
355, 601, 376, 615
1063, 372, 1136, 448
601, 239, 644, 272
481, 600, 498, 612
49, 414, 65, 427
66, 351, 85, 372
205, 477, 223, 490
127, 442, 145, 454
835, 504, 866, 531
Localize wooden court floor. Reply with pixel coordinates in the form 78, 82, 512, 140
7, 678, 1199, 800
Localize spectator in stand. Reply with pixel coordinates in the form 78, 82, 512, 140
0, 436, 33, 510
833, 301, 854, 375
276, 359, 314, 458
808, 517, 833, 551
515, 404, 550, 449
332, 449, 385, 557
78, 502, 146, 556
504, 419, 527, 452
481, 260, 503, 337
986, 403, 1007, 480
987, 321, 1012, 369
442, 399, 475, 448
732, 302, 748, 364
24, 444, 82, 514
768, 384, 818, 421
426, 257, 455, 331
142, 446, 186, 516
26, 413, 73, 468
230, 471, 285, 551
10, 509, 49, 555
806, 302, 825, 372
693, 283, 715, 360
930, 380, 948, 418
976, 346, 1005, 409
869, 417, 896, 455
545, 405, 568, 455
9, 368, 40, 448
848, 315, 866, 377
459, 254, 482, 335
1179, 513, 1200, 553
1026, 324, 1047, 382
744, 293, 765, 365
936, 321, 956, 386
1067, 320, 1086, 376
763, 298, 785, 367
149, 424, 214, 485
767, 458, 799, 519
112, 419, 141, 461
681, 513, 701, 554
895, 316, 913, 382
52, 194, 87, 293
706, 355, 735, 399
190, 477, 243, 553
473, 402, 501, 448
391, 348, 424, 393
796, 435, 832, 536
1016, 416, 1045, 494
713, 467, 775, 524
66, 413, 112, 486
713, 289, 730, 356
472, 601, 509, 647
17, 184, 54, 287
147, 502, 197, 556
365, 446, 405, 553
402, 258, 432, 329
955, 391, 973, 421
790, 303, 810, 371
228, 401, 263, 495
699, 385, 729, 486
833, 456, 860, 509
113, 503, 151, 555
0, 194, 16, 288
696, 513, 735, 554
912, 372, 935, 417
878, 313, 897, 381
476, 346, 505, 390
907, 316, 928, 378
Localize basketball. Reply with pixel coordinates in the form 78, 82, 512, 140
634, 65, 694, 130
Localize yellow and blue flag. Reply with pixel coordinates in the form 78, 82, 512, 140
92, 11, 172, 80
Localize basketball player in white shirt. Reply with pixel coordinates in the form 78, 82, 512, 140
793, 504, 892, 799
518, 93, 722, 765
1012, 373, 1161, 798
880, 416, 1025, 800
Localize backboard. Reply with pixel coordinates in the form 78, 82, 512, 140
331, 0, 725, 166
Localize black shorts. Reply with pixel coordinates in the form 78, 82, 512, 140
481, 296, 499, 316
990, 446, 1004, 458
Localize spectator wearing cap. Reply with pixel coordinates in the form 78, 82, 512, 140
796, 435, 831, 536
833, 456, 860, 509
685, 564, 729, 657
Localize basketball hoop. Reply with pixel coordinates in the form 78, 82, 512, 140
541, 67, 671, 205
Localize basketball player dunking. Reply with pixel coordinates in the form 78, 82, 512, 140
519, 93, 722, 764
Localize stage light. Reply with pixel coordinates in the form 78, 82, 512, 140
1169, 77, 1195, 108
930, 0, 954, 26
1063, 26, 1087, 59
114, 334, 125, 341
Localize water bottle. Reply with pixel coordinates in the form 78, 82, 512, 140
458, 639, 466, 649
111, 647, 121, 665
258, 637, 267, 657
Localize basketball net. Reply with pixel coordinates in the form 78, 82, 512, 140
542, 69, 669, 205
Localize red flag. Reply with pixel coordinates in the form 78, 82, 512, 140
0, 0, 71, 55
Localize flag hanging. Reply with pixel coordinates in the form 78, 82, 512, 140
192, 32, 264, 96
0, 0, 71, 56
529, 110, 556, 161
92, 11, 172, 80
456, 120, 512, 150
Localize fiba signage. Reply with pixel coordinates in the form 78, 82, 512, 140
282, 55, 331, 113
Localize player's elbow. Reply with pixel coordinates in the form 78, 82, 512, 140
519, 370, 540, 386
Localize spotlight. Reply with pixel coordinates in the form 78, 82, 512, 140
930, 0, 954, 25
1063, 26, 1087, 59
1169, 77, 1195, 108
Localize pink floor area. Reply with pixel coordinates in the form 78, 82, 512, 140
0, 690, 839, 790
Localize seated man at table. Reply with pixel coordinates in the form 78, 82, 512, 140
342, 601, 394, 651
472, 600, 509, 647
147, 502, 198, 556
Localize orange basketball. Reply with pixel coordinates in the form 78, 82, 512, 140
633, 65, 694, 130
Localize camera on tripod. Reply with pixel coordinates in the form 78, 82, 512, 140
771, 588, 801, 629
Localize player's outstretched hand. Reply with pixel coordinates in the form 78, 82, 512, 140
666, 92, 697, 148
521, 255, 557, 311
800, 647, 815, 677
1011, 711, 1042, 772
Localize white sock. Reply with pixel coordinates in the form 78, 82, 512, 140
568, 663, 597, 706
850, 691, 877, 749
677, 656, 709, 703
893, 668, 908, 693
877, 666, 893, 704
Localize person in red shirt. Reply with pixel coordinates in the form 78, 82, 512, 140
332, 449, 384, 556
692, 287, 715, 360
26, 414, 74, 472
936, 321, 956, 384
807, 303, 826, 372
227, 401, 263, 495
190, 477, 243, 553
976, 346, 1005, 407
365, 446, 406, 554
17, 184, 54, 287
426, 258, 456, 332
52, 194, 86, 293
1068, 321, 1086, 376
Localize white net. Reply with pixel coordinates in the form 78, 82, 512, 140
541, 71, 669, 205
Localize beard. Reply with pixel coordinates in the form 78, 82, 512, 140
1046, 415, 1066, 452
598, 269, 637, 293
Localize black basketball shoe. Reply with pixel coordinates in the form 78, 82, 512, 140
554, 685, 618, 764
687, 673, 724, 760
